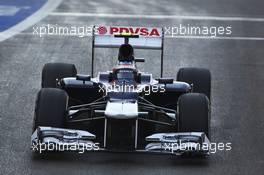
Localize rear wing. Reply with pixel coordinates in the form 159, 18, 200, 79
91, 26, 164, 77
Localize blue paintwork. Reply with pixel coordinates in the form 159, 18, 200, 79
0, 0, 47, 32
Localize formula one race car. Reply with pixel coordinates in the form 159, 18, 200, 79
31, 26, 211, 156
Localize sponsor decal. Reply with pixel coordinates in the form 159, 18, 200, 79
97, 26, 160, 36
97, 25, 107, 35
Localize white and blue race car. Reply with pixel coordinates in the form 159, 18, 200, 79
31, 26, 211, 156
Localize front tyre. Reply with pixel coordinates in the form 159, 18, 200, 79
178, 93, 210, 138
33, 88, 68, 131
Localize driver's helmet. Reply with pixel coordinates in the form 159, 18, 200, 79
118, 44, 134, 62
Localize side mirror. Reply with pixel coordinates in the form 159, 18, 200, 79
134, 58, 145, 62
76, 74, 91, 81
158, 78, 174, 84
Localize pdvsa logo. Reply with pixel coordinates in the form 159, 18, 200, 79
97, 26, 160, 36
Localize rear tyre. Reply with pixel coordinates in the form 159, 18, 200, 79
177, 67, 211, 100
42, 63, 77, 88
33, 88, 68, 131
178, 93, 210, 138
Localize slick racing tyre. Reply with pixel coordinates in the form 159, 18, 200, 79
33, 88, 68, 131
177, 67, 211, 101
178, 93, 210, 138
42, 63, 77, 88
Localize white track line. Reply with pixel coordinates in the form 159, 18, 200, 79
19, 32, 264, 41
50, 12, 264, 22
0, 0, 62, 42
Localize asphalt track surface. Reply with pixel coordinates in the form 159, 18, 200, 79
0, 0, 264, 174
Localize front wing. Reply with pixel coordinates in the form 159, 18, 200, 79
31, 127, 210, 156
